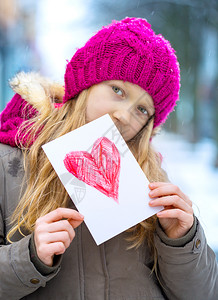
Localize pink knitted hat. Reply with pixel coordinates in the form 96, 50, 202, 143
64, 17, 180, 128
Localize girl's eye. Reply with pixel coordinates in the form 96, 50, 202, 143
137, 106, 148, 115
112, 86, 123, 96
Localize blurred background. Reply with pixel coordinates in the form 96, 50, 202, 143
0, 0, 217, 256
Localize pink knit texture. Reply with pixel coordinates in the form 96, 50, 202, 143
64, 17, 180, 128
0, 94, 37, 147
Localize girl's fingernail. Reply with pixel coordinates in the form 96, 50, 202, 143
149, 191, 154, 196
79, 213, 84, 218
149, 200, 154, 205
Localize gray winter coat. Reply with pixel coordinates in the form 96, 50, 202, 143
0, 142, 217, 300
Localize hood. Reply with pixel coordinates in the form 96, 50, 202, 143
0, 72, 64, 147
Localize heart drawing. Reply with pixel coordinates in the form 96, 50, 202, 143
63, 137, 121, 203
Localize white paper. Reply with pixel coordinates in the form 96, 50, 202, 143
42, 114, 162, 245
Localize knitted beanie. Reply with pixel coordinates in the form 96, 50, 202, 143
63, 17, 180, 128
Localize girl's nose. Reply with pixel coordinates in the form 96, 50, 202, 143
112, 109, 131, 125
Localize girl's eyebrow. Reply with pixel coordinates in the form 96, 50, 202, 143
108, 80, 126, 87
142, 93, 155, 114
106, 80, 129, 94
137, 94, 155, 116
129, 87, 155, 115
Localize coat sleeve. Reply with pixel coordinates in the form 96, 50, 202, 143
154, 218, 218, 300
0, 146, 60, 300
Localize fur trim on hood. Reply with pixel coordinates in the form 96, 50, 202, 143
0, 72, 64, 147
10, 72, 64, 113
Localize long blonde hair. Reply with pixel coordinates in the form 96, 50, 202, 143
7, 87, 167, 268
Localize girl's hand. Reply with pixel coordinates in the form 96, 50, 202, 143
34, 208, 84, 266
149, 182, 194, 239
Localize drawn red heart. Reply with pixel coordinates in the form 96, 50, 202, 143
63, 137, 120, 203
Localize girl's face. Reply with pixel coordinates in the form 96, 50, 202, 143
86, 80, 155, 141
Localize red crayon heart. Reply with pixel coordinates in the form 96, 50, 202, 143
63, 137, 120, 203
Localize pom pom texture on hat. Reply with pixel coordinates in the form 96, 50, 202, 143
64, 17, 180, 127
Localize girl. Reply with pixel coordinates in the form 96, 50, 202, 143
0, 17, 217, 300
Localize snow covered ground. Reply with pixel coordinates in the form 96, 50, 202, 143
153, 131, 218, 257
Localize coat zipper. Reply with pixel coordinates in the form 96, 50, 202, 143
100, 244, 110, 300
77, 224, 85, 300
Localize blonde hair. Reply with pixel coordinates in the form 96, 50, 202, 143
8, 90, 88, 239
7, 87, 167, 271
